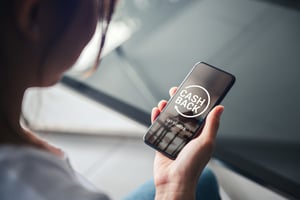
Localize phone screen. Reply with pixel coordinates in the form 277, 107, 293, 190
144, 62, 235, 159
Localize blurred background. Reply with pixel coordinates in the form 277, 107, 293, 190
22, 0, 300, 199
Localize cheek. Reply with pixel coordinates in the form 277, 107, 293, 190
71, 1, 99, 59
42, 1, 98, 85
60, 1, 99, 67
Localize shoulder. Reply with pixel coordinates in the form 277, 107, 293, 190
0, 145, 110, 200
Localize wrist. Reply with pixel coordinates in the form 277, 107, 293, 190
155, 182, 196, 200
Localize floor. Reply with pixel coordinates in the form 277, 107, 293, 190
24, 84, 154, 199
39, 133, 154, 199
38, 131, 232, 200
38, 129, 286, 200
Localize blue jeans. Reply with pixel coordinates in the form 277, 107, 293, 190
123, 167, 221, 200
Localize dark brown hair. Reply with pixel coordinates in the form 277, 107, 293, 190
85, 0, 117, 77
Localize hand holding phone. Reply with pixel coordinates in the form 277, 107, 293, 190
144, 62, 235, 159
153, 104, 225, 199
148, 62, 234, 199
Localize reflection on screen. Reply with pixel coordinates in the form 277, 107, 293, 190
144, 63, 235, 158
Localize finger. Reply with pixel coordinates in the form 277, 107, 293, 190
180, 106, 224, 162
169, 87, 177, 97
151, 107, 160, 123
158, 100, 168, 111
200, 105, 224, 140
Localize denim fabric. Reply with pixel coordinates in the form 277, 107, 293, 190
123, 167, 221, 200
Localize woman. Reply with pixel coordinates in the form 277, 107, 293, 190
0, 0, 223, 199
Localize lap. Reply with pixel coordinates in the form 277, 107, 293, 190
123, 167, 221, 200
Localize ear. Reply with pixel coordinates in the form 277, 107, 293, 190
15, 0, 41, 41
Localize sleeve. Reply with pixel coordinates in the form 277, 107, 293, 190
0, 147, 110, 200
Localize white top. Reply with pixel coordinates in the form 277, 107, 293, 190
0, 145, 110, 200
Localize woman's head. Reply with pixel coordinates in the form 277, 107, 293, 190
0, 0, 115, 88
0, 0, 116, 147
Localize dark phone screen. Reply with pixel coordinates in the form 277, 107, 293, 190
144, 62, 235, 159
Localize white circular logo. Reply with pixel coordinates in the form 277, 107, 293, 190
174, 85, 210, 118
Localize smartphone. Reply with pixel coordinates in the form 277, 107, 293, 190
143, 62, 235, 159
